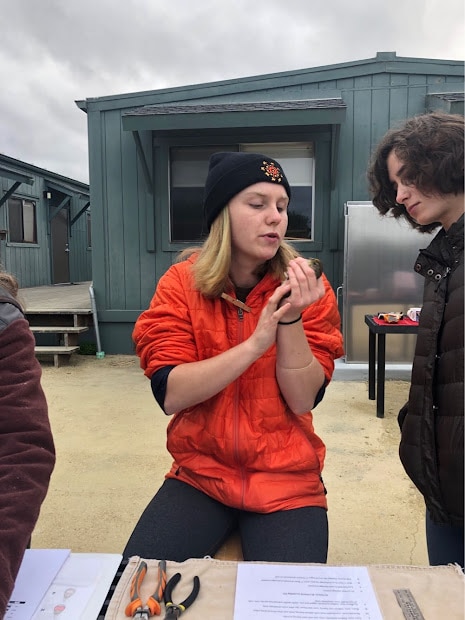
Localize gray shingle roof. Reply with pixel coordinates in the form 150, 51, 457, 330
123, 98, 346, 118
431, 92, 464, 102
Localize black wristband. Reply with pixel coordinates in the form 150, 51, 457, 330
278, 314, 302, 325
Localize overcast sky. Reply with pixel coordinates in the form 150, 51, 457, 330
1, 0, 463, 183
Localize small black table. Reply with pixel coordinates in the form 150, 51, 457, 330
364, 315, 418, 418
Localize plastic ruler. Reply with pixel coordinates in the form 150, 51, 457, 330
393, 589, 426, 620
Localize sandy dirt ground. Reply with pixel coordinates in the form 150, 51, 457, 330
32, 354, 428, 566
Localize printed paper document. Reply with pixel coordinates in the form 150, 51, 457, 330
6, 550, 121, 620
234, 563, 383, 619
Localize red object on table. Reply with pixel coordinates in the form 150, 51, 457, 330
373, 316, 418, 326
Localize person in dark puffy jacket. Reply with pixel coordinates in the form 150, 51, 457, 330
0, 270, 56, 616
368, 112, 464, 567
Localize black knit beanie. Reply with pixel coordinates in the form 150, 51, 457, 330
203, 152, 291, 230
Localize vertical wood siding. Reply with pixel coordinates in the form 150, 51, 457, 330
86, 59, 463, 352
1, 172, 90, 287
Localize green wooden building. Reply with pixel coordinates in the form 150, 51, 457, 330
76, 51, 464, 354
0, 154, 91, 288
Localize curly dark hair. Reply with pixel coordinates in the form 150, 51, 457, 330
367, 111, 464, 233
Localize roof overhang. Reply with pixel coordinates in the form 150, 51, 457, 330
426, 92, 464, 115
0, 165, 35, 209
0, 164, 34, 185
45, 179, 89, 199
121, 99, 347, 132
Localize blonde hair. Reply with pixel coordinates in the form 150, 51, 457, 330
177, 208, 301, 297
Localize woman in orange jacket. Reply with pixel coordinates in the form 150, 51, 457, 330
125, 152, 344, 563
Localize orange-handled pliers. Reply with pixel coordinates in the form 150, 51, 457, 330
125, 560, 167, 619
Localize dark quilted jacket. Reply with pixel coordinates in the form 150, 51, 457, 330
0, 286, 56, 616
398, 215, 464, 527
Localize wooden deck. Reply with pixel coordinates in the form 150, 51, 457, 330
19, 281, 92, 312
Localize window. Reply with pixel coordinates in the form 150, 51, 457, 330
170, 146, 235, 242
169, 142, 314, 243
8, 198, 37, 243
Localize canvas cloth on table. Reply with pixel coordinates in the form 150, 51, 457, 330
104, 556, 464, 619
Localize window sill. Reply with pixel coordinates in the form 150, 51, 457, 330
6, 242, 40, 248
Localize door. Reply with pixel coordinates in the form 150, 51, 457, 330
51, 208, 70, 284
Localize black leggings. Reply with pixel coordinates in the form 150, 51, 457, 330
123, 479, 328, 563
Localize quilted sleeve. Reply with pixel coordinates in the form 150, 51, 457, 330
0, 316, 55, 617
133, 264, 200, 378
302, 274, 344, 381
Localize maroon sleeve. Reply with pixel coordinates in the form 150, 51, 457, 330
0, 317, 56, 616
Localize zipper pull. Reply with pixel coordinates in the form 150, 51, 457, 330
238, 307, 244, 321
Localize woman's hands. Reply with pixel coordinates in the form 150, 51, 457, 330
247, 258, 325, 357
246, 257, 326, 414
277, 257, 325, 320
164, 258, 326, 415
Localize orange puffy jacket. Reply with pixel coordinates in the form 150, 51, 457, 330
133, 256, 344, 513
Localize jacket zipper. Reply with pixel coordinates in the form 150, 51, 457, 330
233, 306, 247, 509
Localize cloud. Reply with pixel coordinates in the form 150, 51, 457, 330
0, 0, 463, 182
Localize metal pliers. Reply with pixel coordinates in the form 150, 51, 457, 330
163, 572, 200, 619
125, 560, 167, 619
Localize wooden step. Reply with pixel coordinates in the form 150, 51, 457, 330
30, 325, 89, 347
30, 326, 89, 333
26, 309, 93, 328
34, 345, 80, 368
